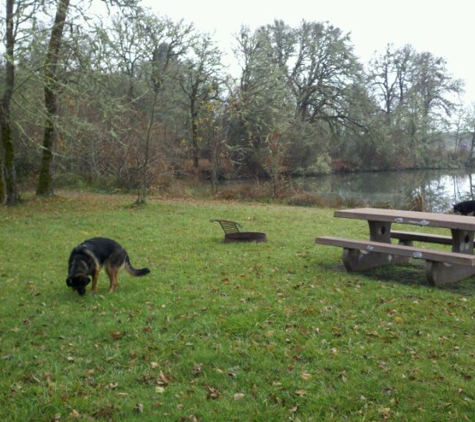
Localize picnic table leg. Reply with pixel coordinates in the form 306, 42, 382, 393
425, 229, 475, 285
342, 248, 397, 271
343, 220, 409, 271
368, 220, 409, 262
368, 221, 391, 242
426, 261, 475, 285
342, 221, 409, 271
451, 229, 475, 254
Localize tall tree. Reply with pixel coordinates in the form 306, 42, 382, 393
409, 51, 463, 122
459, 103, 475, 165
139, 15, 195, 203
367, 44, 464, 168
230, 25, 293, 181
0, 0, 19, 204
368, 44, 405, 119
99, 7, 195, 203
230, 20, 365, 177
179, 33, 224, 168
283, 20, 363, 129
36, 0, 70, 196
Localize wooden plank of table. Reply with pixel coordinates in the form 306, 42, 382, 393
316, 236, 475, 266
390, 230, 453, 245
334, 208, 475, 231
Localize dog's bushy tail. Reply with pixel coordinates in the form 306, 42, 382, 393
125, 255, 151, 277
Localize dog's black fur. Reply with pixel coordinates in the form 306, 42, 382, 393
453, 200, 475, 216
66, 237, 150, 295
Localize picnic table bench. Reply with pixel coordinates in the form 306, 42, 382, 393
315, 208, 475, 285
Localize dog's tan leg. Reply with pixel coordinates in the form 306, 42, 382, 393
106, 267, 119, 292
91, 270, 100, 293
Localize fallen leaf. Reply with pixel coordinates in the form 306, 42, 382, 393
301, 372, 312, 380
192, 363, 203, 376
159, 371, 170, 385
234, 393, 245, 400
289, 404, 299, 414
296, 389, 306, 396
134, 403, 144, 413
110, 331, 126, 340
92, 405, 118, 419
207, 387, 221, 400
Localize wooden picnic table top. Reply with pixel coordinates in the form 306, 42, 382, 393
334, 208, 475, 231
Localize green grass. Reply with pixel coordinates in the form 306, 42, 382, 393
1, 192, 475, 421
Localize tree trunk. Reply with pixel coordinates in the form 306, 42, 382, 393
0, 0, 19, 205
469, 126, 475, 166
36, 0, 70, 196
0, 111, 18, 205
191, 107, 199, 168
136, 89, 159, 204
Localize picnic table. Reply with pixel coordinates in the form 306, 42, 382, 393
315, 208, 475, 285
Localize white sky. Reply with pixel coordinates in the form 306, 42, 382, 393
142, 0, 475, 105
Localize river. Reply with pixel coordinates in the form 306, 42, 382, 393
290, 169, 475, 212
217, 169, 475, 212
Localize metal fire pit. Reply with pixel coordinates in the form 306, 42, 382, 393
210, 219, 267, 243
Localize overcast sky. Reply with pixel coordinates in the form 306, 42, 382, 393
142, 0, 475, 105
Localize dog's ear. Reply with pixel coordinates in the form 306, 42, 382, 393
66, 277, 73, 287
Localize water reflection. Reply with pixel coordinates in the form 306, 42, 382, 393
290, 170, 475, 212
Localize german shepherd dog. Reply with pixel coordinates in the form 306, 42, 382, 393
454, 200, 475, 216
66, 238, 150, 295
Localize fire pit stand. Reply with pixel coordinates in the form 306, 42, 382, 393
210, 219, 267, 243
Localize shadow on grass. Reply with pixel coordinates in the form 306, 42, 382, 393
322, 261, 475, 296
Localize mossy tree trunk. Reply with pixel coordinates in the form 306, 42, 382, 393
0, 0, 19, 205
36, 0, 70, 196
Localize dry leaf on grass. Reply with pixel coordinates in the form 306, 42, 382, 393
134, 403, 144, 413
110, 331, 126, 340
207, 387, 221, 400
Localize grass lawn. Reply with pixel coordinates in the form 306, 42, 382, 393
1, 192, 475, 421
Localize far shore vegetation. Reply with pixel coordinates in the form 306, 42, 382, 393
2, 1, 475, 206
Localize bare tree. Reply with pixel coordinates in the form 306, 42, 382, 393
36, 0, 70, 196
0, 0, 19, 204
138, 17, 195, 203
179, 33, 224, 169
